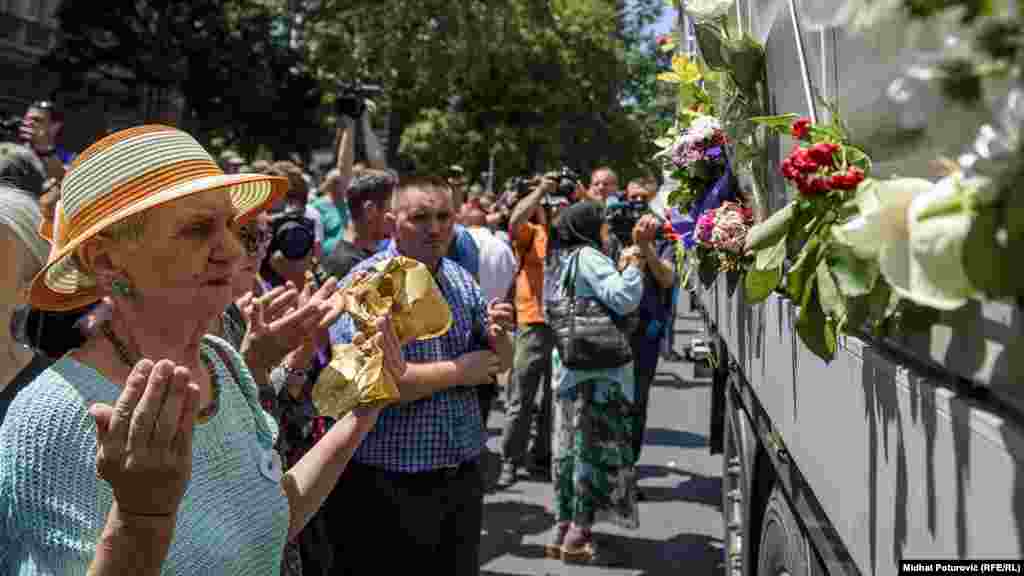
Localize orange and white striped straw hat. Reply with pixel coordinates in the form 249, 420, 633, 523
29, 124, 288, 311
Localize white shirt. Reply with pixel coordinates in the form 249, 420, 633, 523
465, 226, 517, 303
304, 205, 326, 246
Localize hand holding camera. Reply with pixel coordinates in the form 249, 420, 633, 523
632, 215, 660, 246
510, 166, 581, 204
334, 82, 383, 120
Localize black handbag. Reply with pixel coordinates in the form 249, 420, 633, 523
547, 248, 636, 370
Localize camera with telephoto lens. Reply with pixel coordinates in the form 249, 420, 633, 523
509, 166, 581, 202
335, 82, 384, 119
549, 166, 581, 199
268, 210, 316, 260
604, 198, 663, 247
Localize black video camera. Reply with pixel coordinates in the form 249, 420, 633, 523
268, 210, 316, 260
335, 82, 383, 119
604, 199, 662, 247
509, 166, 582, 202
549, 166, 581, 199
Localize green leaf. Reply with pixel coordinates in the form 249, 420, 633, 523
748, 113, 799, 128
657, 71, 682, 84
796, 283, 836, 363
755, 240, 786, 271
865, 278, 893, 336
962, 205, 1021, 298
827, 243, 879, 297
785, 235, 823, 302
729, 37, 765, 94
746, 201, 795, 251
816, 257, 846, 322
1005, 178, 1024, 242
694, 22, 730, 69
891, 301, 942, 336
653, 137, 674, 149
844, 292, 870, 333
745, 266, 781, 303
726, 269, 742, 297
698, 253, 719, 288
786, 208, 819, 261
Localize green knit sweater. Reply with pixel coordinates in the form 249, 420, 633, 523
0, 335, 289, 575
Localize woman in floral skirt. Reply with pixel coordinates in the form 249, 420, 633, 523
544, 201, 645, 562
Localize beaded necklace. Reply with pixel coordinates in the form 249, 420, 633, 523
100, 322, 221, 424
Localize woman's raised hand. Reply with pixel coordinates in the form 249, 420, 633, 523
89, 359, 200, 518
296, 276, 345, 351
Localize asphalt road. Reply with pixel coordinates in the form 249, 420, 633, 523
478, 310, 725, 576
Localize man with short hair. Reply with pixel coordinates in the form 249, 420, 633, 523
320, 170, 396, 281
328, 176, 513, 574
585, 166, 619, 204
18, 100, 70, 182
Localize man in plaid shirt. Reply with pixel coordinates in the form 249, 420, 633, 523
326, 176, 513, 575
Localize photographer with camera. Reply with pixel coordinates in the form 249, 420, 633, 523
604, 179, 677, 484
259, 161, 325, 290
312, 85, 387, 259
496, 169, 581, 487
17, 100, 71, 183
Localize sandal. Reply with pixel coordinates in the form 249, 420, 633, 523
544, 523, 570, 559
560, 525, 598, 563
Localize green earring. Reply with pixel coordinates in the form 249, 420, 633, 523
111, 278, 134, 299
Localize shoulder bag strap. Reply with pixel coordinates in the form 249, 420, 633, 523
566, 248, 583, 349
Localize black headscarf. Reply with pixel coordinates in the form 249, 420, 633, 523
555, 201, 605, 251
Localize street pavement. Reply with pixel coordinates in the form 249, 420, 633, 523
478, 309, 725, 576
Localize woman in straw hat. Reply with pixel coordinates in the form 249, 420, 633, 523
0, 125, 406, 575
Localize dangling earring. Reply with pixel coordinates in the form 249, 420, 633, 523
111, 278, 135, 299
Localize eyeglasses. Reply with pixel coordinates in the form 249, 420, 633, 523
237, 224, 271, 255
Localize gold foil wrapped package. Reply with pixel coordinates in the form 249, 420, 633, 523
313, 256, 453, 419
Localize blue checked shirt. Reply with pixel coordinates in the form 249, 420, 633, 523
329, 245, 490, 473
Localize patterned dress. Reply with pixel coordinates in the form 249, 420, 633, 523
547, 246, 645, 529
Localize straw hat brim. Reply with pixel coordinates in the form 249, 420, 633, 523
29, 172, 289, 311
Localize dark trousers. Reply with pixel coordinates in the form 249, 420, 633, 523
631, 329, 663, 464
477, 381, 497, 429
499, 324, 554, 464
326, 458, 484, 575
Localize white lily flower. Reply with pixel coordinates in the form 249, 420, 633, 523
833, 178, 932, 260
684, 0, 732, 21
887, 175, 991, 310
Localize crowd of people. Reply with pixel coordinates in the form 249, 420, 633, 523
0, 98, 684, 575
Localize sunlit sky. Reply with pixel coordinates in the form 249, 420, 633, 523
650, 5, 677, 34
